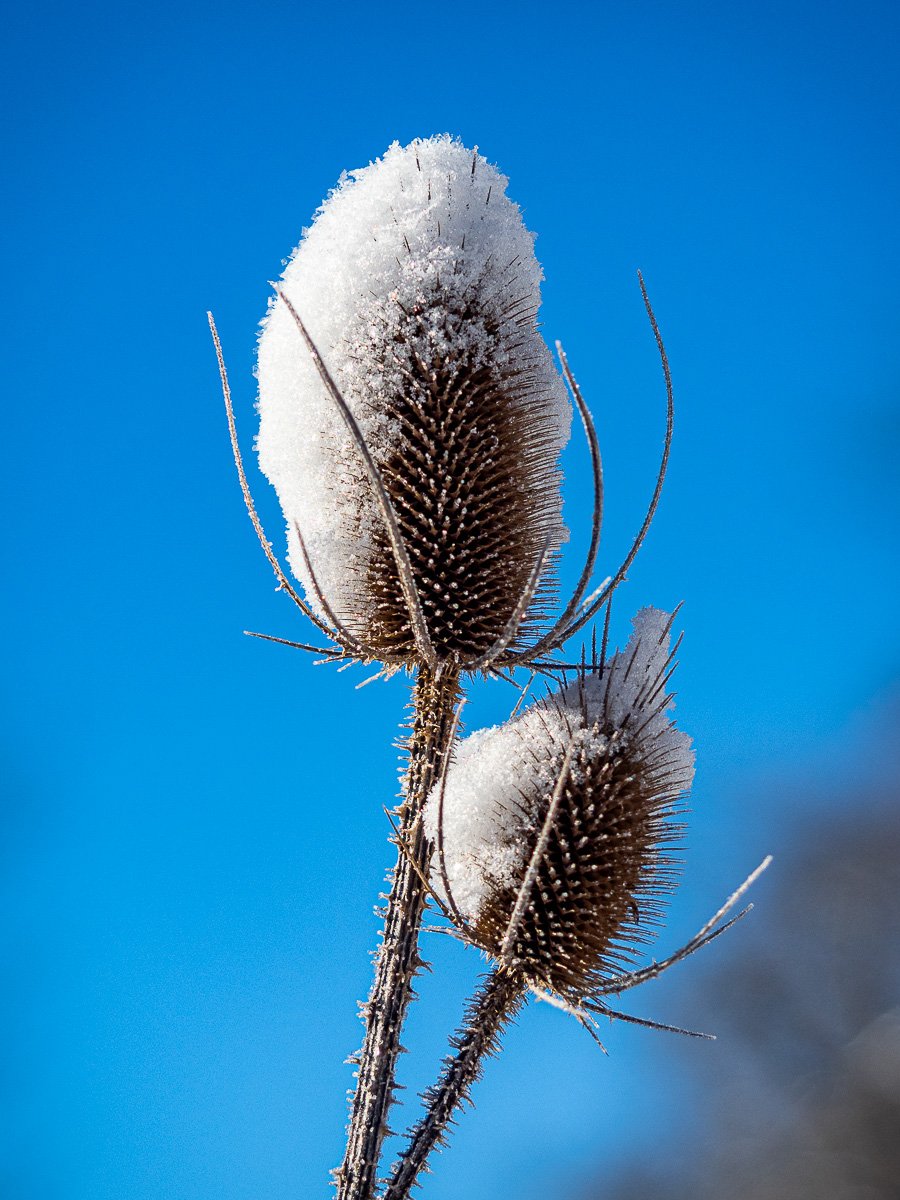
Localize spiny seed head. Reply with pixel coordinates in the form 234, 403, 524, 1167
424, 608, 694, 1000
257, 136, 571, 665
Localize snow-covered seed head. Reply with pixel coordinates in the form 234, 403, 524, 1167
256, 136, 571, 666
424, 608, 695, 999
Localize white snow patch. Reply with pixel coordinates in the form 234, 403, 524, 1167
424, 608, 695, 922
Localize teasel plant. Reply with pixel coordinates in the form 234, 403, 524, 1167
208, 135, 769, 1200
384, 607, 770, 1199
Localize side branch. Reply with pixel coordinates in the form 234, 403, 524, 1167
384, 968, 524, 1200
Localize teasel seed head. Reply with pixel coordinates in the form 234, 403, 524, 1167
424, 607, 694, 1001
256, 136, 571, 668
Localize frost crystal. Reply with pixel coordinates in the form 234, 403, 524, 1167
257, 136, 571, 663
424, 608, 694, 990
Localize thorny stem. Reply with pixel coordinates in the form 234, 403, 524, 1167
336, 666, 462, 1200
384, 969, 525, 1200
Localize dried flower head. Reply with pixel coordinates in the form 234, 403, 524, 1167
256, 136, 571, 668
424, 607, 694, 1001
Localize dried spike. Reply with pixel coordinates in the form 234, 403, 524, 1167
589, 997, 714, 1040
207, 311, 338, 643
242, 630, 345, 657
599, 596, 613, 673
553, 273, 675, 648
425, 607, 693, 997
529, 985, 609, 1053
291, 521, 371, 658
275, 289, 438, 669
506, 342, 604, 665
356, 668, 389, 689
509, 671, 536, 720
383, 807, 459, 928
598, 857, 772, 994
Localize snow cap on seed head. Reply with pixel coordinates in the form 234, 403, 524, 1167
256, 136, 571, 665
424, 607, 694, 999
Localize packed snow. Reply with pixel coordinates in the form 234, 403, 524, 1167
423, 608, 695, 921
256, 135, 570, 624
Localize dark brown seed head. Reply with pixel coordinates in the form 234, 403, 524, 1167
256, 137, 570, 666
425, 608, 694, 1002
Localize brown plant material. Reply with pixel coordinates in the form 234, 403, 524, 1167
350, 279, 565, 665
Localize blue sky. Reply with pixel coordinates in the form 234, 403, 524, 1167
2, 1, 899, 1197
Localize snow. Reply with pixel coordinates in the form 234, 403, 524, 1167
423, 608, 695, 921
256, 135, 570, 625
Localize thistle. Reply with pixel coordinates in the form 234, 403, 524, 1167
256, 135, 570, 670
211, 136, 673, 678
208, 134, 767, 1200
426, 606, 693, 997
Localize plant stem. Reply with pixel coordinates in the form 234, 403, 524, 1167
335, 664, 461, 1200
384, 968, 525, 1200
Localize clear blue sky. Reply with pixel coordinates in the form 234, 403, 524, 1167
2, 1, 898, 1197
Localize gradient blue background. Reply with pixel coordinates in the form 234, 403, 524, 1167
3, 1, 899, 1197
